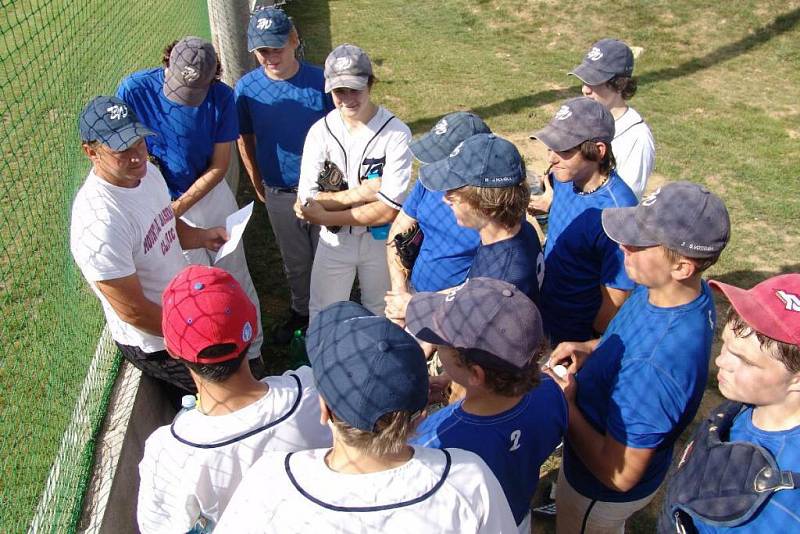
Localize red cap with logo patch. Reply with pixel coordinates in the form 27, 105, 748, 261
162, 265, 258, 363
710, 274, 800, 347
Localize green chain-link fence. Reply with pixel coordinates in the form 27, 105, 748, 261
0, 1, 211, 531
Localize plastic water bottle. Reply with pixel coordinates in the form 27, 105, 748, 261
365, 168, 391, 240
288, 329, 309, 368
180, 394, 196, 414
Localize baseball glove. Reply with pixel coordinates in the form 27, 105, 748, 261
316, 160, 348, 233
392, 223, 424, 271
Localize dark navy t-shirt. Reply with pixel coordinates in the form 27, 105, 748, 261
564, 283, 716, 502
234, 62, 334, 188
468, 220, 543, 305
402, 181, 480, 291
540, 172, 637, 344
117, 68, 239, 198
411, 377, 567, 524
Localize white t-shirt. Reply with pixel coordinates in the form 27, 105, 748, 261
137, 366, 332, 534
215, 445, 518, 534
69, 163, 187, 351
298, 106, 412, 244
611, 106, 655, 199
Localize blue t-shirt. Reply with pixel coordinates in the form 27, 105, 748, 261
693, 406, 800, 533
402, 181, 480, 291
564, 282, 716, 502
468, 220, 543, 305
411, 377, 567, 524
234, 62, 333, 188
116, 68, 239, 198
540, 172, 637, 344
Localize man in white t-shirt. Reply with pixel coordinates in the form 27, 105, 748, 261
137, 265, 332, 534
70, 95, 228, 392
216, 301, 517, 533
569, 38, 655, 199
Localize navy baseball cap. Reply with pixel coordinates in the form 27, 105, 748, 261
602, 181, 731, 259
410, 112, 492, 165
418, 133, 526, 191
247, 6, 293, 51
570, 39, 634, 86
530, 96, 615, 152
324, 44, 373, 92
78, 96, 155, 151
306, 301, 428, 432
164, 37, 218, 106
407, 278, 544, 370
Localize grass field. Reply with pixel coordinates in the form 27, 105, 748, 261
0, 1, 210, 531
239, 1, 800, 532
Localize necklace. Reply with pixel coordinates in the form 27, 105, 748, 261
574, 175, 609, 195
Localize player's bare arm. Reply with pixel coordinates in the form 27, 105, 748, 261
95, 274, 163, 336
594, 285, 629, 334
547, 338, 600, 373
314, 178, 381, 210
386, 210, 418, 293
171, 141, 232, 217
551, 370, 656, 492
297, 198, 397, 227
175, 219, 228, 251
237, 134, 265, 203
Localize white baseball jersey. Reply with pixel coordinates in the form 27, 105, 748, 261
298, 106, 412, 245
215, 445, 518, 533
611, 106, 655, 199
137, 366, 332, 534
69, 162, 187, 352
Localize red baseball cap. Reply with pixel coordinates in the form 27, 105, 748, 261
709, 274, 800, 347
162, 265, 258, 363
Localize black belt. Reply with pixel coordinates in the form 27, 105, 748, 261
271, 186, 298, 194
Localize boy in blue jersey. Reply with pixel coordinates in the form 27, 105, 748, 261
117, 36, 264, 364
546, 181, 731, 533
406, 277, 567, 533
235, 7, 334, 343
386, 112, 485, 295
658, 273, 800, 534
530, 96, 638, 345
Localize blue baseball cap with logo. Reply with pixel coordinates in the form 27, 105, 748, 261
418, 133, 526, 191
530, 96, 615, 152
247, 6, 293, 51
410, 112, 492, 165
78, 95, 155, 151
306, 301, 428, 432
570, 38, 635, 86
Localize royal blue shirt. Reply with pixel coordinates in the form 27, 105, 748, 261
116, 68, 239, 198
564, 283, 716, 502
402, 181, 480, 291
234, 62, 333, 188
411, 377, 567, 524
692, 406, 800, 533
540, 172, 637, 344
468, 220, 543, 305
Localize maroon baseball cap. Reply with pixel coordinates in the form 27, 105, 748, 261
710, 274, 800, 347
162, 266, 258, 363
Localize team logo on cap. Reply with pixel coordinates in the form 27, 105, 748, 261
242, 321, 254, 342
449, 141, 464, 157
554, 105, 572, 121
444, 281, 467, 302
256, 17, 273, 30
182, 65, 200, 82
106, 104, 128, 121
333, 56, 353, 72
587, 47, 604, 61
434, 119, 448, 135
641, 187, 661, 206
777, 290, 800, 312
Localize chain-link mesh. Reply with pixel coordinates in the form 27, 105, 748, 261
0, 1, 211, 531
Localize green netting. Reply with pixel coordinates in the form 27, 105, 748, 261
0, 1, 211, 531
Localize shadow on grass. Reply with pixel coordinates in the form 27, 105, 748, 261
406, 6, 800, 135
709, 264, 800, 288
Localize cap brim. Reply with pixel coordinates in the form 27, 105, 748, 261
306, 301, 374, 365
325, 75, 369, 93
529, 123, 586, 152
405, 292, 454, 347
569, 62, 613, 86
601, 207, 660, 247
409, 131, 452, 165
103, 123, 156, 151
417, 157, 468, 192
248, 33, 290, 52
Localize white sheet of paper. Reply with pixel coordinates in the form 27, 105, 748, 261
214, 201, 254, 264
